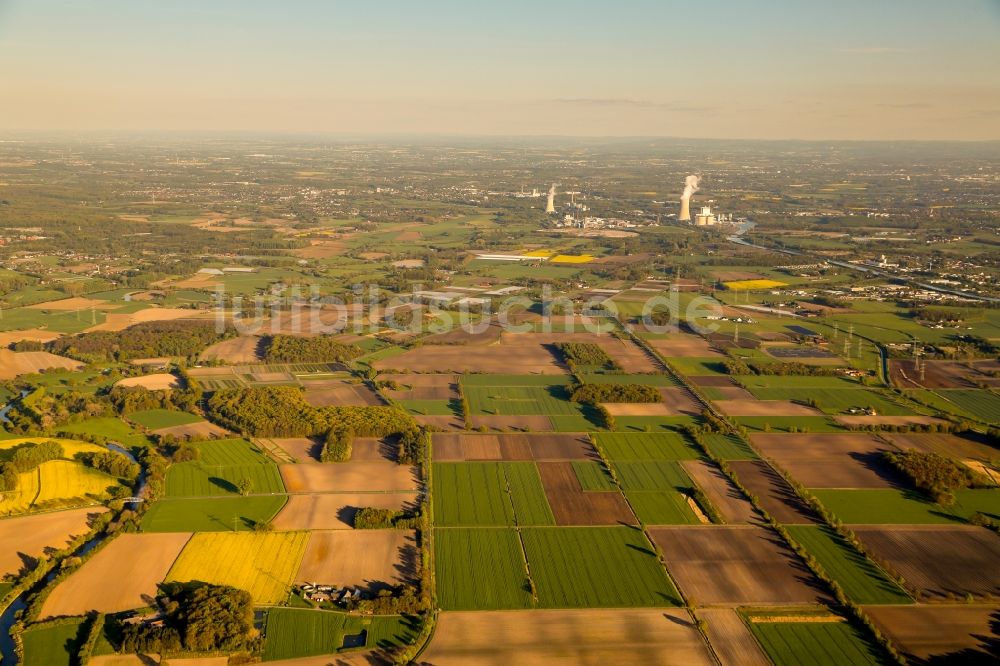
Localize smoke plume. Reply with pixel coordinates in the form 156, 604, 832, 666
681, 175, 700, 201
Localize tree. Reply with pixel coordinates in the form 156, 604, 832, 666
237, 477, 252, 496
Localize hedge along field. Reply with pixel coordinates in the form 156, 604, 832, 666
164, 438, 285, 497
165, 531, 309, 604
435, 528, 534, 611
745, 615, 887, 666
521, 526, 681, 608
433, 462, 555, 527
140, 495, 288, 532
785, 525, 911, 605
126, 408, 203, 429
262, 608, 419, 661
594, 432, 701, 461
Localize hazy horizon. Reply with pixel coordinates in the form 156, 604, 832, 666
2, 0, 999, 141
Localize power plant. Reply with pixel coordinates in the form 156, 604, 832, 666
545, 184, 556, 214
679, 175, 699, 221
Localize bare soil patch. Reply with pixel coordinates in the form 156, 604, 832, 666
115, 373, 181, 391
413, 414, 465, 429
602, 402, 673, 416
836, 414, 949, 427
272, 492, 420, 530
422, 608, 715, 666
40, 532, 191, 617
864, 605, 1000, 663
851, 526, 1000, 600
690, 375, 739, 387
699, 608, 771, 666
681, 460, 760, 524
271, 437, 324, 463
658, 387, 702, 415
649, 525, 827, 605
432, 433, 596, 462
85, 308, 214, 332
375, 338, 565, 374
199, 335, 264, 364
890, 359, 1000, 389
0, 507, 106, 579
27, 297, 119, 311
714, 386, 756, 400
0, 329, 63, 346
750, 433, 902, 489
0, 349, 83, 379
295, 530, 416, 590
728, 460, 818, 523
647, 335, 724, 358
716, 399, 822, 417
301, 380, 383, 407
279, 462, 419, 493
537, 461, 636, 526
292, 240, 346, 259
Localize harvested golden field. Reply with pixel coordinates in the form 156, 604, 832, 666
150, 421, 231, 440
0, 349, 83, 379
292, 240, 347, 259
601, 402, 673, 416
294, 530, 417, 588
699, 608, 771, 666
269, 437, 323, 463
166, 531, 309, 605
834, 415, 949, 427
0, 507, 106, 579
114, 373, 181, 390
649, 525, 828, 605
301, 379, 383, 407
864, 605, 1000, 662
422, 609, 715, 665
199, 335, 264, 363
0, 329, 62, 346
279, 462, 420, 493
27, 297, 120, 311
40, 532, 192, 617
716, 399, 823, 417
272, 492, 420, 530
432, 432, 596, 462
85, 307, 215, 332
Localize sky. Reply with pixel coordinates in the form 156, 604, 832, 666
1, 0, 999, 140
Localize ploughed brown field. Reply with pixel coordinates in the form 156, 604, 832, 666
749, 433, 903, 489
834, 414, 950, 427
698, 608, 771, 666
889, 358, 1000, 389
270, 437, 323, 463
537, 462, 636, 526
380, 373, 461, 400
601, 402, 673, 416
272, 492, 420, 530
412, 414, 466, 430
198, 335, 264, 363
421, 609, 715, 666
881, 432, 1000, 462
712, 386, 756, 399
294, 530, 416, 589
657, 387, 702, 415
40, 532, 192, 617
690, 375, 741, 387
151, 420, 231, 441
649, 525, 828, 605
467, 414, 554, 431
291, 239, 347, 259
850, 526, 1000, 600
681, 460, 760, 524
374, 337, 567, 374
114, 373, 181, 390
0, 507, 106, 580
728, 460, 818, 523
864, 605, 1000, 662
0, 349, 83, 380
715, 399, 822, 417
421, 323, 503, 346
301, 379, 384, 407
647, 334, 724, 358
432, 433, 597, 462
279, 462, 420, 493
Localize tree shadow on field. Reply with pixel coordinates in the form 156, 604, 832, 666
209, 476, 239, 493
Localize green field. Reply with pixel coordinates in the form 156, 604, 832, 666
746, 616, 886, 666
578, 373, 680, 386
56, 417, 152, 446
666, 357, 729, 376
262, 608, 418, 661
20, 619, 87, 666
699, 433, 758, 460
433, 462, 554, 526
740, 386, 911, 416
522, 526, 681, 608
811, 489, 962, 524
434, 528, 534, 610
937, 389, 1000, 423
786, 525, 911, 604
461, 374, 573, 387
612, 460, 695, 491
463, 384, 584, 416
140, 495, 287, 531
396, 399, 462, 416
572, 460, 617, 491
625, 490, 701, 524
127, 409, 203, 429
163, 438, 284, 497
595, 432, 700, 461
951, 488, 1000, 521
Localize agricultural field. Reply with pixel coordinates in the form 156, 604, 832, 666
140, 495, 287, 532
434, 527, 534, 611
19, 619, 88, 666
433, 462, 554, 526
864, 605, 1000, 663
164, 438, 285, 497
0, 507, 105, 581
744, 612, 887, 666
262, 608, 418, 661
165, 531, 310, 604
811, 489, 963, 524
294, 529, 417, 590
126, 408, 202, 430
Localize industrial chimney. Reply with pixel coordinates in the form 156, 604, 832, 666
545, 184, 556, 214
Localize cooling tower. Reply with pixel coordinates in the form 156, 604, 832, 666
679, 198, 691, 222
545, 185, 556, 214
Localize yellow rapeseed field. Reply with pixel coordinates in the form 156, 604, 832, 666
550, 254, 595, 264
523, 249, 554, 257
0, 468, 40, 515
0, 437, 106, 456
166, 531, 309, 604
723, 279, 788, 291
0, 438, 118, 516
